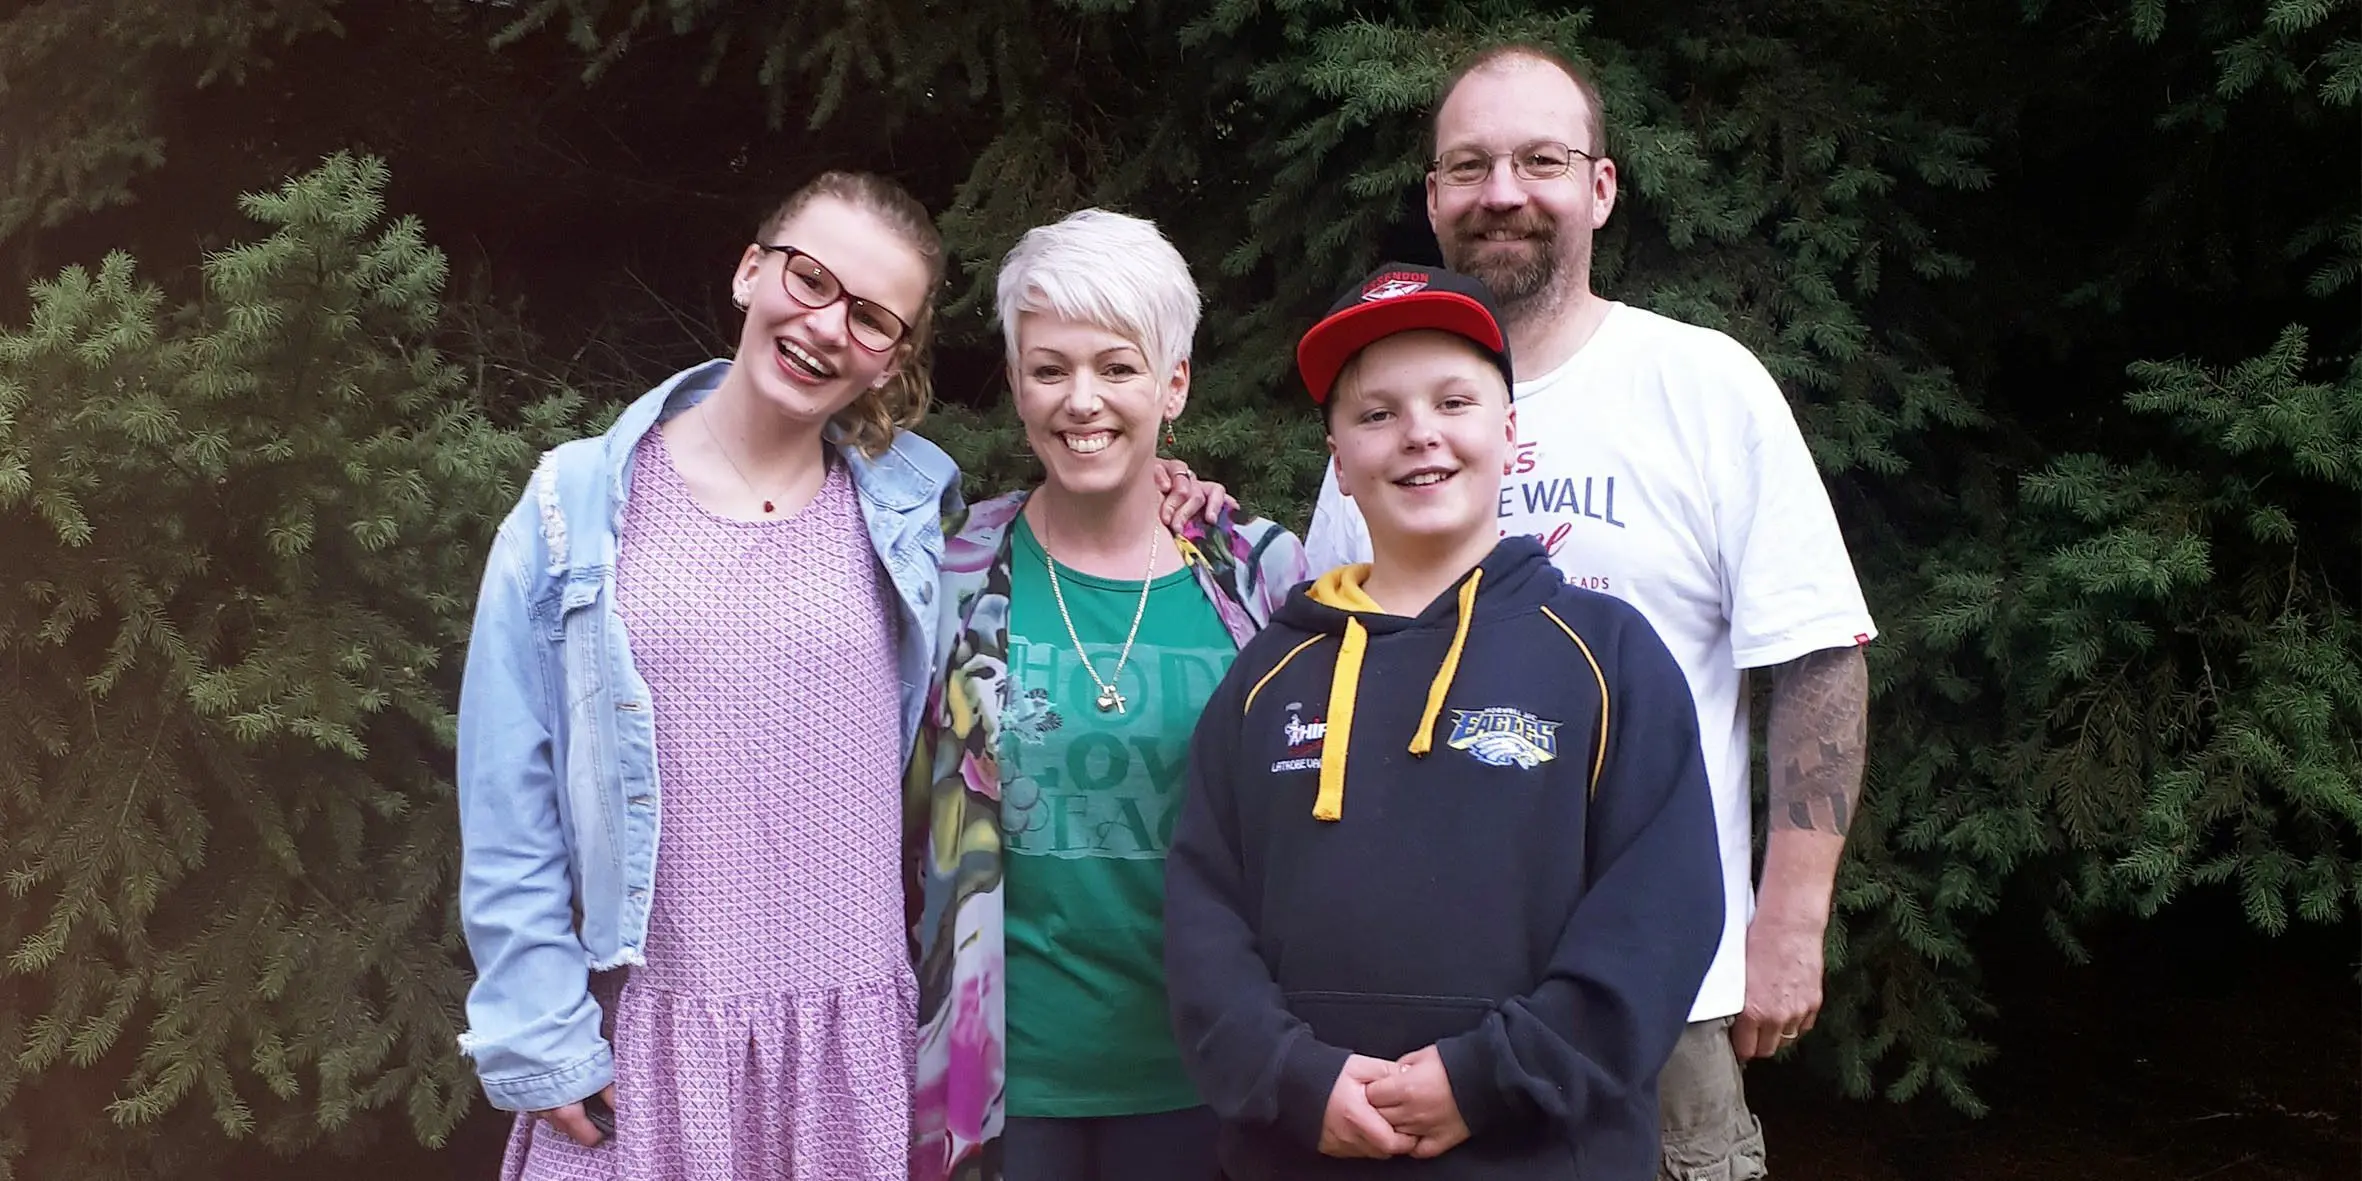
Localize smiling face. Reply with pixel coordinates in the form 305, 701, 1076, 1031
727, 194, 933, 430
1010, 312, 1189, 500
1426, 56, 1616, 315
1327, 330, 1514, 553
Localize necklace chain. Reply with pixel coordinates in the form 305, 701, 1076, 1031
1043, 516, 1161, 714
697, 407, 782, 514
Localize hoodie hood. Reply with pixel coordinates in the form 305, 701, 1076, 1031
1274, 538, 1563, 822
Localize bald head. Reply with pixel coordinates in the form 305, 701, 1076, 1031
1432, 44, 1606, 161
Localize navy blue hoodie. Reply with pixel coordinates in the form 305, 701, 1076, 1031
1164, 538, 1722, 1180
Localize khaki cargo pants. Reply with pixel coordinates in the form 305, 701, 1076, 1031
1659, 1016, 1769, 1180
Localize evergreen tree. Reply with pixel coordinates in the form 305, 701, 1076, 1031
0, 0, 2348, 1163
0, 0, 347, 253
1838, 0, 2360, 1109
0, 153, 572, 1179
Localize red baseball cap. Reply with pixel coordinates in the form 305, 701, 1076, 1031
1295, 263, 1515, 404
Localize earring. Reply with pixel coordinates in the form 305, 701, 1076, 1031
1164, 418, 1178, 449
732, 292, 750, 311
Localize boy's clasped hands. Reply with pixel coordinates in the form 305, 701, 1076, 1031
1321, 1047, 1470, 1159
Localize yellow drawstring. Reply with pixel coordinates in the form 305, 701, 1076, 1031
1312, 617, 1366, 822
1408, 571, 1481, 757
1303, 565, 1484, 822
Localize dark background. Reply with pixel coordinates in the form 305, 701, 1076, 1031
1, 0, 2354, 1177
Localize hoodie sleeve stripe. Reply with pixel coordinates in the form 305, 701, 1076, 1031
1537, 606, 1610, 797
1244, 634, 1329, 715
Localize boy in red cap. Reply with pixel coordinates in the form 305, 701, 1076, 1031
1163, 263, 1723, 1179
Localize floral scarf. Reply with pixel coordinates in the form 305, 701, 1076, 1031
904, 489, 1307, 1180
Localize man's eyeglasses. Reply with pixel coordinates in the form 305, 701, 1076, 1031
755, 244, 912, 352
1430, 141, 1599, 186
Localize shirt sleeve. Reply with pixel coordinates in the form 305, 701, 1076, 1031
1302, 463, 1371, 576
455, 510, 614, 1113
1710, 343, 1878, 669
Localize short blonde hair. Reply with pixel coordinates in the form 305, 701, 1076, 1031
758, 171, 944, 457
994, 209, 1201, 381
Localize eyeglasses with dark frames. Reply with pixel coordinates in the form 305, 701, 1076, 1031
1430, 141, 1600, 186
754, 244, 912, 353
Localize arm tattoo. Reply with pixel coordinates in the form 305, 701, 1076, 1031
1766, 645, 1869, 838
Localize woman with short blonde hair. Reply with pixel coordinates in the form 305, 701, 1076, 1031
909, 208, 1310, 1180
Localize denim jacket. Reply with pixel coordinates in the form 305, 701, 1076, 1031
454, 360, 962, 1113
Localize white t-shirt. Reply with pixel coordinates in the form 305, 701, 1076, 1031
1305, 302, 1876, 1022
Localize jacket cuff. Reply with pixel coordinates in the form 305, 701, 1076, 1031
473, 1041, 614, 1113
1275, 1037, 1352, 1151
1437, 1028, 1515, 1138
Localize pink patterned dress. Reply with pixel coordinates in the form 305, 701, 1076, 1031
500, 428, 913, 1181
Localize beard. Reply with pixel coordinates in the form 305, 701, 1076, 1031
1441, 208, 1586, 315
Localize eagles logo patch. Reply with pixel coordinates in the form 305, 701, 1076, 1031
1445, 707, 1560, 768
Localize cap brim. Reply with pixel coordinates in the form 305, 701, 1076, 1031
1296, 292, 1506, 404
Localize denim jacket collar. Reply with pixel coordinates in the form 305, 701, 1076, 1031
598, 358, 954, 526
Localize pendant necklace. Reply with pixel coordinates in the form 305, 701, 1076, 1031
699, 408, 781, 514
1044, 517, 1160, 713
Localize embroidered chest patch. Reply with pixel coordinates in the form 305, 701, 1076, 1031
1270, 704, 1326, 773
1446, 707, 1561, 768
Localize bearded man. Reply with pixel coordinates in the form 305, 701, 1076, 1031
1306, 44, 1879, 1181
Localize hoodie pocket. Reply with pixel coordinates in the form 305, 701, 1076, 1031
1283, 990, 1493, 1061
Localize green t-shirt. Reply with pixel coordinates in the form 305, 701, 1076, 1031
1001, 516, 1237, 1118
